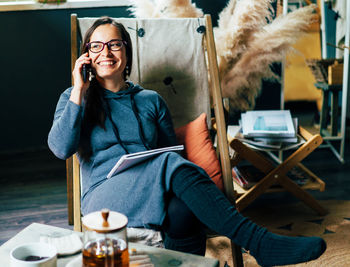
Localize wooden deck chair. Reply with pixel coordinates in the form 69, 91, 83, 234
228, 126, 328, 216
67, 14, 243, 266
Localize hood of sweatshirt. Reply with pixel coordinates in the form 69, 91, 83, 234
103, 81, 143, 99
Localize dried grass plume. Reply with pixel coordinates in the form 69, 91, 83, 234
128, 0, 203, 18
219, 2, 317, 110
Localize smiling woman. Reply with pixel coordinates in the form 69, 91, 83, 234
0, 0, 130, 12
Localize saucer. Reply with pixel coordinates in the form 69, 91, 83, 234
40, 233, 82, 256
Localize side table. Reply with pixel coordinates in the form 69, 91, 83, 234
227, 125, 327, 216
0, 223, 219, 267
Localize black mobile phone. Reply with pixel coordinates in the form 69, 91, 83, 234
82, 64, 91, 83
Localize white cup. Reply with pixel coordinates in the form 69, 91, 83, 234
10, 242, 57, 267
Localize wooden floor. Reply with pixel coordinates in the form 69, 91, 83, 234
0, 149, 72, 245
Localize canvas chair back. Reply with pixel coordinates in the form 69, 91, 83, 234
77, 17, 211, 128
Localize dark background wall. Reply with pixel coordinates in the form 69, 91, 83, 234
0, 0, 279, 153
0, 6, 131, 152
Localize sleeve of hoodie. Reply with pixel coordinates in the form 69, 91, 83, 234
48, 87, 83, 160
156, 94, 178, 148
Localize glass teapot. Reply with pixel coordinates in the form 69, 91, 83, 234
82, 209, 129, 267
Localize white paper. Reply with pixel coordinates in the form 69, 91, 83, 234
107, 145, 184, 178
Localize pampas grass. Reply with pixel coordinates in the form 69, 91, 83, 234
128, 0, 203, 18
220, 3, 317, 110
127, 0, 156, 18
128, 0, 318, 111
215, 0, 274, 77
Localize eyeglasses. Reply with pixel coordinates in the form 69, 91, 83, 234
86, 39, 127, 53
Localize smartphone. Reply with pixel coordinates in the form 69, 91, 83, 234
82, 64, 91, 83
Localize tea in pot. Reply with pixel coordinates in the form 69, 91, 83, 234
82, 209, 129, 267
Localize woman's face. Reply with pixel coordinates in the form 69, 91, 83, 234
88, 24, 127, 83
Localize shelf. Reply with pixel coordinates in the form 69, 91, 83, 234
233, 164, 325, 196
303, 125, 343, 140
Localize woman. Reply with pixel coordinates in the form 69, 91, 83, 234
48, 16, 326, 266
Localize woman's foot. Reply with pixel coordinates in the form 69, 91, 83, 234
249, 229, 327, 266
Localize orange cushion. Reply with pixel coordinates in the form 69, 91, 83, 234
175, 113, 224, 192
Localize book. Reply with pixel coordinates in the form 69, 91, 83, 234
254, 136, 299, 144
250, 118, 299, 144
107, 145, 184, 178
236, 118, 305, 151
232, 165, 264, 189
232, 167, 249, 188
241, 110, 296, 138
237, 135, 283, 150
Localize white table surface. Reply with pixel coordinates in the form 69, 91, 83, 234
0, 223, 219, 267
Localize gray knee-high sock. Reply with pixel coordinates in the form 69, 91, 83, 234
171, 166, 326, 266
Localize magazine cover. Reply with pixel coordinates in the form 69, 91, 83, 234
241, 110, 296, 138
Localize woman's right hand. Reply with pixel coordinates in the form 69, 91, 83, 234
70, 53, 91, 105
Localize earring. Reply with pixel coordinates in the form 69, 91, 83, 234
126, 65, 130, 76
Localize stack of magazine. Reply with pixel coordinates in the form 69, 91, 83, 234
238, 110, 304, 150
232, 164, 309, 189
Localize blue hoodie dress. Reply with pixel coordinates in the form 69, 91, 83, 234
48, 81, 210, 229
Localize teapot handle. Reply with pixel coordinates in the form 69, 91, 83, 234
101, 209, 110, 227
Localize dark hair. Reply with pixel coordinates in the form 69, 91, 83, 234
78, 17, 133, 161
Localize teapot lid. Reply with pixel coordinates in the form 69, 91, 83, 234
82, 209, 128, 233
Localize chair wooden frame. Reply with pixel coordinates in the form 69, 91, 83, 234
229, 126, 328, 216
66, 14, 244, 266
